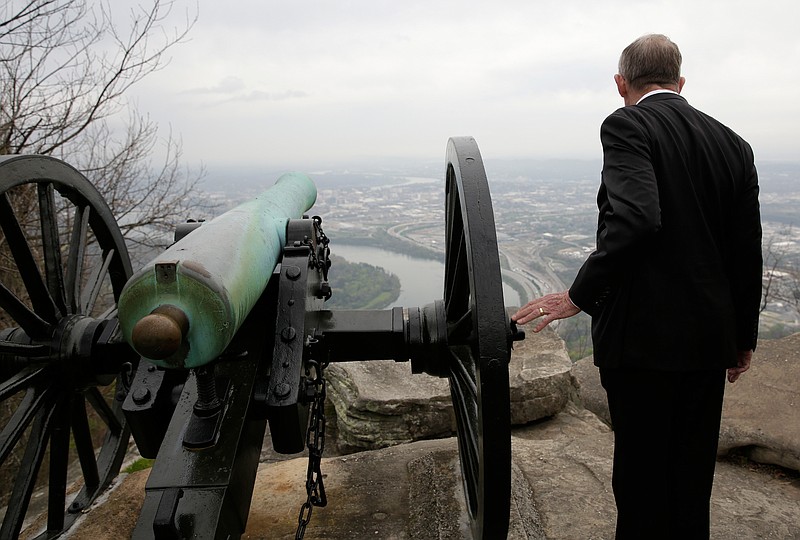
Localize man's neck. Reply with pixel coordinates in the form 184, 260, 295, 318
635, 88, 681, 105
626, 83, 682, 106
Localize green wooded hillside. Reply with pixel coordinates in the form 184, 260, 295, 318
326, 255, 401, 309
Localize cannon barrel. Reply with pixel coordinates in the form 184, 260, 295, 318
0, 140, 516, 539
117, 172, 317, 369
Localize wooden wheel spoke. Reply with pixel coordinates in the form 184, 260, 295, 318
81, 248, 115, 315
444, 173, 462, 289
444, 173, 459, 263
450, 380, 478, 458
0, 281, 53, 340
0, 193, 59, 325
447, 307, 473, 345
0, 395, 58, 540
0, 340, 50, 357
449, 372, 479, 503
0, 365, 47, 401
65, 204, 91, 314
449, 347, 477, 397
444, 229, 468, 315
0, 375, 53, 465
38, 182, 68, 316
48, 394, 72, 532
71, 394, 101, 491
85, 386, 122, 435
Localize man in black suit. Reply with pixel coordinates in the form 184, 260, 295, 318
512, 34, 762, 539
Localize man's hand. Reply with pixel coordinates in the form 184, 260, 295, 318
727, 349, 753, 383
512, 291, 581, 333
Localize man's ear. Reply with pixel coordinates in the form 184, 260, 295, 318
614, 74, 628, 99
678, 76, 686, 93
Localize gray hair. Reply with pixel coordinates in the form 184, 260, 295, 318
618, 34, 682, 91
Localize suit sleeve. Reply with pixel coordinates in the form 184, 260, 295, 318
731, 149, 762, 351
569, 111, 662, 316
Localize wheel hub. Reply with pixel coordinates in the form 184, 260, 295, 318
54, 315, 116, 388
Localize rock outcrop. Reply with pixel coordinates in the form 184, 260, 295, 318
325, 327, 574, 452
63, 407, 800, 539
572, 332, 800, 471
40, 331, 800, 539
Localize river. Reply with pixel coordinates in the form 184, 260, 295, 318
332, 244, 521, 309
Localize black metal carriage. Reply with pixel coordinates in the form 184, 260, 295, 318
0, 137, 523, 539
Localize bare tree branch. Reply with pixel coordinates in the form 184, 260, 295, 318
761, 234, 782, 313
1, 0, 207, 253
760, 227, 800, 336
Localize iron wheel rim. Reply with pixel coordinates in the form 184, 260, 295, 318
0, 155, 134, 538
443, 137, 511, 539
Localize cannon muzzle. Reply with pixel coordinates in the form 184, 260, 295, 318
118, 172, 317, 369
130, 304, 189, 360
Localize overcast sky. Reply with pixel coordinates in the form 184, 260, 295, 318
130, 0, 800, 169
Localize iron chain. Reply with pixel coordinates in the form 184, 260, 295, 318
295, 216, 331, 539
295, 356, 328, 540
309, 215, 331, 281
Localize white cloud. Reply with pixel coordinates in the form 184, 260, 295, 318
128, 0, 800, 166
182, 76, 246, 95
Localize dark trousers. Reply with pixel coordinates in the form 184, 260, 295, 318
599, 367, 726, 540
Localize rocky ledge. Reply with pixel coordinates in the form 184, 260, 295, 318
40, 330, 800, 539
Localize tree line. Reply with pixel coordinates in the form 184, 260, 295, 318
325, 255, 401, 310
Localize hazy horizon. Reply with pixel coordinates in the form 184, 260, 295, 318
119, 0, 800, 170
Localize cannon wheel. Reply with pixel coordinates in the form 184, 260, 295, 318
443, 137, 511, 539
0, 155, 134, 539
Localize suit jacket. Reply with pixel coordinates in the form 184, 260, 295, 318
569, 93, 762, 371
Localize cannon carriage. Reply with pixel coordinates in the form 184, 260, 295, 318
0, 137, 523, 539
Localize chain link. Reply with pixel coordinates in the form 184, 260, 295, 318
295, 216, 332, 539
296, 356, 328, 540
308, 215, 330, 280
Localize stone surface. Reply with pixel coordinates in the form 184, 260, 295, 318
246, 439, 470, 539
512, 405, 615, 540
508, 327, 576, 426
53, 469, 147, 540
571, 332, 800, 471
35, 333, 799, 539
63, 407, 800, 539
514, 406, 800, 540
570, 354, 611, 426
325, 361, 454, 452
718, 332, 800, 471
326, 326, 575, 452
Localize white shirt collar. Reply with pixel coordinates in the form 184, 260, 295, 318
636, 89, 680, 105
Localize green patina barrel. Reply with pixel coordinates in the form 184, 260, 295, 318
118, 172, 317, 369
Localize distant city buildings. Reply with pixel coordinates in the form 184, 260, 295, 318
198, 161, 800, 337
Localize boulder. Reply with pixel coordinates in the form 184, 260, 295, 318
325, 326, 575, 452
508, 326, 576, 425
570, 354, 611, 425
324, 361, 453, 452
718, 332, 800, 470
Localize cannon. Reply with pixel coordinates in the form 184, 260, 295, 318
0, 137, 523, 539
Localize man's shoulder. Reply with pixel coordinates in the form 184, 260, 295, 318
601, 105, 648, 134
607, 95, 736, 133
603, 96, 754, 159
